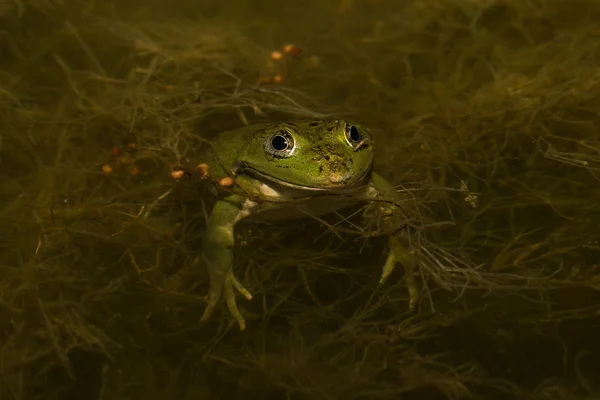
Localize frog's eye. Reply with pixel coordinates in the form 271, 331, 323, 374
265, 130, 295, 157
345, 124, 364, 149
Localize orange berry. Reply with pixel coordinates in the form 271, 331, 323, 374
171, 170, 185, 180
270, 50, 283, 61
101, 164, 113, 175
197, 163, 210, 179
218, 177, 234, 187
283, 44, 302, 57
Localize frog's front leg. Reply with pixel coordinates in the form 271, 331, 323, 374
201, 194, 254, 330
368, 172, 420, 310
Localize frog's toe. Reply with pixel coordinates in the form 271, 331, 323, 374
405, 272, 419, 311
230, 271, 253, 301
223, 276, 247, 331
200, 294, 219, 325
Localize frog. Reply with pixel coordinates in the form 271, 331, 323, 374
199, 119, 418, 330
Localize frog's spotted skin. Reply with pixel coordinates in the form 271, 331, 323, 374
200, 120, 415, 330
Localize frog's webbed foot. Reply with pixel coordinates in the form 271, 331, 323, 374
363, 200, 420, 310
201, 269, 252, 331
380, 236, 419, 311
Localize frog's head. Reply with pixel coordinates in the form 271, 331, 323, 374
233, 120, 374, 191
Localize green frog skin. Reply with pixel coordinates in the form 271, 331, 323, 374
200, 120, 416, 330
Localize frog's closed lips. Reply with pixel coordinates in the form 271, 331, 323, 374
233, 160, 371, 191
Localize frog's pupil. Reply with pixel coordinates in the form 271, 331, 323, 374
271, 135, 288, 151
349, 125, 361, 142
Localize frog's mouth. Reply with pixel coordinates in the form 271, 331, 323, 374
232, 161, 372, 193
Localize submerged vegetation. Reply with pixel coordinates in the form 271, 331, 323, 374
1, 0, 600, 398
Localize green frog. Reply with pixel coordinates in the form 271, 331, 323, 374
199, 120, 417, 330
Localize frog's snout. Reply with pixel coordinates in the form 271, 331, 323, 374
312, 145, 354, 185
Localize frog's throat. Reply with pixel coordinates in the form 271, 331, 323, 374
232, 161, 372, 192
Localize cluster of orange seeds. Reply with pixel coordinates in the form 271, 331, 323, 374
260, 44, 302, 85
101, 143, 142, 177
101, 145, 240, 188
170, 162, 234, 188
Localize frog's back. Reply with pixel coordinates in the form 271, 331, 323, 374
208, 124, 266, 166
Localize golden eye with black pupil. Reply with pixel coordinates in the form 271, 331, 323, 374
345, 123, 363, 149
264, 130, 295, 157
